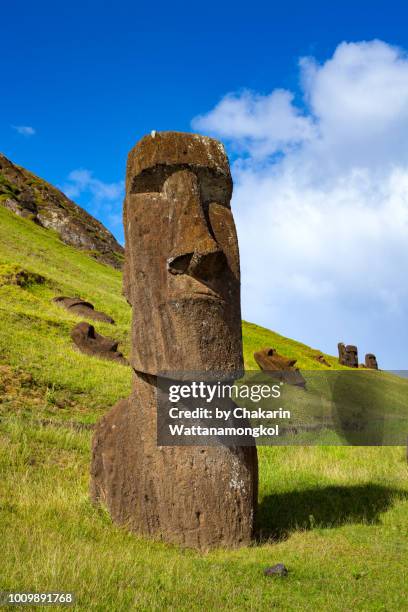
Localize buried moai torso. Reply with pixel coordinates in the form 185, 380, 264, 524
91, 132, 258, 550
338, 343, 359, 367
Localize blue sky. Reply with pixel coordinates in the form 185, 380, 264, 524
3, 0, 407, 189
2, 0, 408, 367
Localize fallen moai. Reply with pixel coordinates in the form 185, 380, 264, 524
254, 347, 307, 388
71, 322, 127, 364
90, 131, 258, 550
338, 343, 358, 367
53, 296, 114, 324
313, 353, 331, 367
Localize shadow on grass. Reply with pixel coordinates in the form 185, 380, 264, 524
257, 484, 407, 541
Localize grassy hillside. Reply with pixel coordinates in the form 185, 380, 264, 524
1, 205, 407, 610
0, 203, 344, 426
0, 152, 124, 269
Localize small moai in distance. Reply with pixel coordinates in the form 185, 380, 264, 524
71, 322, 127, 364
365, 353, 378, 369
53, 296, 114, 324
254, 347, 306, 388
314, 353, 331, 367
90, 132, 258, 550
338, 342, 359, 367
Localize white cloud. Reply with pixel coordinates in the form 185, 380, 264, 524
12, 125, 36, 136
60, 169, 124, 241
192, 40, 408, 368
193, 89, 316, 159
62, 169, 124, 202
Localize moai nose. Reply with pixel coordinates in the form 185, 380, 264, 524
167, 249, 226, 280
164, 169, 225, 280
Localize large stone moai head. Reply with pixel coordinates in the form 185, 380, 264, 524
338, 342, 358, 367
123, 132, 243, 377
365, 353, 378, 369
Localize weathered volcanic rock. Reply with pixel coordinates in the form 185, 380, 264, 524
365, 353, 378, 370
71, 322, 127, 364
338, 343, 358, 367
0, 153, 124, 269
91, 131, 258, 551
53, 296, 114, 324
254, 347, 306, 389
122, 131, 242, 374
91, 377, 257, 549
264, 563, 288, 577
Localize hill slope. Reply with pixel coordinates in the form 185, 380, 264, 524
0, 201, 357, 426
0, 204, 407, 610
0, 153, 124, 269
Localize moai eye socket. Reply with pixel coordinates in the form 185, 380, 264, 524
131, 164, 172, 194
131, 164, 232, 207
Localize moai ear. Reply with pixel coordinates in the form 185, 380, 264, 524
122, 195, 132, 306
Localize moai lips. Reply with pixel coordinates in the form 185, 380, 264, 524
91, 132, 258, 550
254, 347, 306, 389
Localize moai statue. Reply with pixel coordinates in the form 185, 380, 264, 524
71, 322, 127, 364
254, 347, 306, 388
338, 343, 345, 363
53, 296, 114, 324
338, 342, 358, 367
365, 353, 378, 370
90, 132, 258, 550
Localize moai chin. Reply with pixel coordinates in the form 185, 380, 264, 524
90, 132, 258, 550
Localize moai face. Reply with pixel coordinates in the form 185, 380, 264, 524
254, 347, 307, 388
345, 345, 358, 368
365, 353, 378, 369
338, 342, 346, 364
124, 132, 243, 377
338, 343, 358, 367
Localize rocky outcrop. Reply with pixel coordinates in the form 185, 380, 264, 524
0, 153, 124, 269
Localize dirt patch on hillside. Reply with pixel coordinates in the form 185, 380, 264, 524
0, 264, 46, 287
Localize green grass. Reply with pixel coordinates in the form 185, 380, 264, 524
0, 206, 131, 420
0, 205, 407, 610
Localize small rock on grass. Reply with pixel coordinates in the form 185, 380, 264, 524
264, 563, 288, 577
